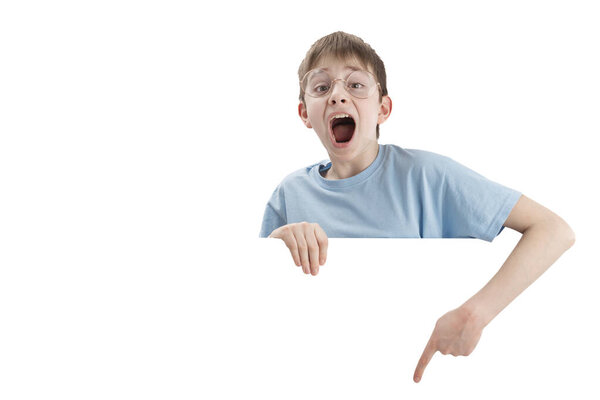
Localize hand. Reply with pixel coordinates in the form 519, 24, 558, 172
268, 222, 328, 276
413, 306, 484, 383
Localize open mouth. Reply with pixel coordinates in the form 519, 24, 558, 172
330, 116, 356, 143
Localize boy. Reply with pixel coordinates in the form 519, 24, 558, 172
259, 32, 575, 382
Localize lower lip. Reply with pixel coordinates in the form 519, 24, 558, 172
329, 127, 355, 149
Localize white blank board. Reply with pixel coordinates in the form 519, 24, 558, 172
1, 231, 594, 399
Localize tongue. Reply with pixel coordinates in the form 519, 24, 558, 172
333, 123, 354, 142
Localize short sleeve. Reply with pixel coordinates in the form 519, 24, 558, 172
440, 156, 522, 242
259, 185, 287, 238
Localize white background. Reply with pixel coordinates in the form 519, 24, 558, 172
1, 0, 599, 398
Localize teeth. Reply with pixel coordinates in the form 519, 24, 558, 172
331, 113, 350, 120
330, 113, 352, 124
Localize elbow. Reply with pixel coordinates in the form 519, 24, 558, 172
557, 218, 576, 249
533, 216, 576, 249
565, 225, 576, 249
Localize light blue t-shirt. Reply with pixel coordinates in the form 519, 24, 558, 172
259, 144, 521, 241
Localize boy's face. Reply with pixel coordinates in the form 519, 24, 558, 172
298, 55, 392, 162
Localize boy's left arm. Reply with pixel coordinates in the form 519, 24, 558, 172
413, 194, 576, 383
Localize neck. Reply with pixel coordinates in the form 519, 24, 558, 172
326, 142, 379, 180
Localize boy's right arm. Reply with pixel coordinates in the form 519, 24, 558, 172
268, 222, 328, 276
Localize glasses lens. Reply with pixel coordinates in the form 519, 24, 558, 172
302, 69, 377, 99
303, 69, 331, 97
346, 70, 376, 98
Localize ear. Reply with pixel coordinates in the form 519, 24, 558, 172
377, 95, 392, 125
298, 101, 312, 129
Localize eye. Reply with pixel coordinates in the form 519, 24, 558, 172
315, 84, 330, 93
349, 82, 364, 89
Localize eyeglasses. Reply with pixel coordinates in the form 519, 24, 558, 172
300, 68, 381, 99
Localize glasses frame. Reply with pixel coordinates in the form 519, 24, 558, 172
300, 68, 382, 99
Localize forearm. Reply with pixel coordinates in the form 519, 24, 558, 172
462, 220, 575, 329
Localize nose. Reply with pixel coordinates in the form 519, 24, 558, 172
328, 79, 348, 105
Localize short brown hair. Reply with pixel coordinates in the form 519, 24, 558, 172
298, 31, 388, 139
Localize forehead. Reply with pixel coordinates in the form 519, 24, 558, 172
316, 65, 362, 73
312, 55, 370, 74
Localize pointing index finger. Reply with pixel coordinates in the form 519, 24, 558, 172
414, 337, 437, 383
